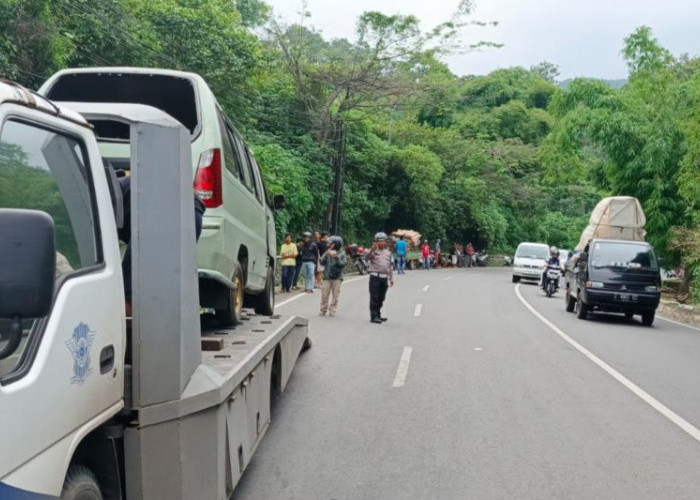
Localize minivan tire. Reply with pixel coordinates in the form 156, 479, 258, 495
576, 294, 588, 320
255, 266, 275, 316
641, 310, 655, 326
216, 263, 244, 327
61, 465, 102, 500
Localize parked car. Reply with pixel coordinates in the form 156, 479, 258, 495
40, 68, 284, 326
563, 239, 661, 326
512, 242, 550, 283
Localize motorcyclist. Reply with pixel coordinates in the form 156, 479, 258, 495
541, 246, 561, 288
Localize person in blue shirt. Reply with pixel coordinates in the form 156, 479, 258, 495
395, 235, 407, 274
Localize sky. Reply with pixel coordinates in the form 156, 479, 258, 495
265, 0, 700, 80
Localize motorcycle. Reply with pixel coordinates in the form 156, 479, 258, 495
543, 265, 561, 297
474, 250, 490, 267
346, 244, 369, 275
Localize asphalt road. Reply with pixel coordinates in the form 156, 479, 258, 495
233, 267, 700, 500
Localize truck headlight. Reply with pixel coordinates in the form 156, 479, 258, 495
644, 285, 659, 292
586, 281, 604, 289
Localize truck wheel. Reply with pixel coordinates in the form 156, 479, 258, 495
641, 310, 655, 326
565, 289, 576, 312
512, 275, 520, 283
255, 266, 275, 315
576, 294, 588, 320
61, 465, 102, 500
217, 264, 244, 327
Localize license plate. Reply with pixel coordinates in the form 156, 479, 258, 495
619, 293, 638, 301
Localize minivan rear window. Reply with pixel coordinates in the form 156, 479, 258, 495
45, 73, 199, 135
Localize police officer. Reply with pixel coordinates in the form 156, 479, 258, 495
366, 232, 394, 324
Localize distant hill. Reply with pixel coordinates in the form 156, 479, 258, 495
557, 78, 627, 90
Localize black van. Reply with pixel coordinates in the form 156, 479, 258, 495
563, 239, 662, 326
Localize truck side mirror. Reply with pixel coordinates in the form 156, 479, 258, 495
0, 209, 55, 319
273, 194, 286, 211
0, 209, 55, 359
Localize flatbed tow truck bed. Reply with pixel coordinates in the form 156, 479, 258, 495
124, 310, 309, 498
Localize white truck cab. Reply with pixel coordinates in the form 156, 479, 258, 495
0, 80, 308, 499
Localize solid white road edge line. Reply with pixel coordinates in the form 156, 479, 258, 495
657, 314, 700, 333
414, 304, 422, 317
393, 346, 413, 388
515, 284, 700, 444
276, 275, 367, 308
422, 285, 430, 292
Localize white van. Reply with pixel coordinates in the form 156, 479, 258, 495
512, 242, 550, 283
40, 68, 282, 326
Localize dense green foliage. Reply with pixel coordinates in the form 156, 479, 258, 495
1, 3, 699, 286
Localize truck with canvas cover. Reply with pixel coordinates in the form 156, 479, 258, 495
565, 197, 661, 326
0, 80, 309, 499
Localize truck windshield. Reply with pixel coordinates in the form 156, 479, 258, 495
591, 242, 658, 270
516, 244, 549, 259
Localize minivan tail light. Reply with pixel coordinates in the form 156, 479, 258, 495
194, 149, 223, 208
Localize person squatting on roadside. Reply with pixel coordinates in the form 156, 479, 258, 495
366, 232, 394, 324
540, 246, 561, 288
280, 233, 298, 292
300, 231, 319, 293
319, 235, 347, 316
395, 235, 407, 274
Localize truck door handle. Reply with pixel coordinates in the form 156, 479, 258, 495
100, 345, 115, 374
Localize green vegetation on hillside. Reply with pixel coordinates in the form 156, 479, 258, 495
2, 2, 700, 296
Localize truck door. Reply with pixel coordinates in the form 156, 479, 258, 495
0, 106, 124, 495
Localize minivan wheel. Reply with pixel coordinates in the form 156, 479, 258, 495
641, 310, 655, 326
255, 266, 275, 315
216, 264, 244, 327
576, 293, 588, 320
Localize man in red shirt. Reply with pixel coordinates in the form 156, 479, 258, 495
421, 241, 431, 270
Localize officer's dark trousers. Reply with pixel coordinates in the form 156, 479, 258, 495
369, 275, 389, 319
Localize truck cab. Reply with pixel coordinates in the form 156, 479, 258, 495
564, 239, 662, 326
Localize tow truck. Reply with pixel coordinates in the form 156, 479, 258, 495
0, 80, 309, 499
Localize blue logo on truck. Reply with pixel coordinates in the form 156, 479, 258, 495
65, 322, 96, 385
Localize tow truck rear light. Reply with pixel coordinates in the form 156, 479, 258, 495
194, 149, 223, 208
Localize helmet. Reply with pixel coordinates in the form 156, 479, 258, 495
328, 235, 343, 248
550, 246, 559, 257
374, 232, 388, 241
303, 231, 312, 238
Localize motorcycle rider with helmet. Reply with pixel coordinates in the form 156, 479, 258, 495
540, 246, 561, 289
366, 232, 394, 324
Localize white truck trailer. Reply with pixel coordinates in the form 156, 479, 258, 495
0, 81, 309, 499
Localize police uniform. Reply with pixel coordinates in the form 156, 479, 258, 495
366, 243, 394, 323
